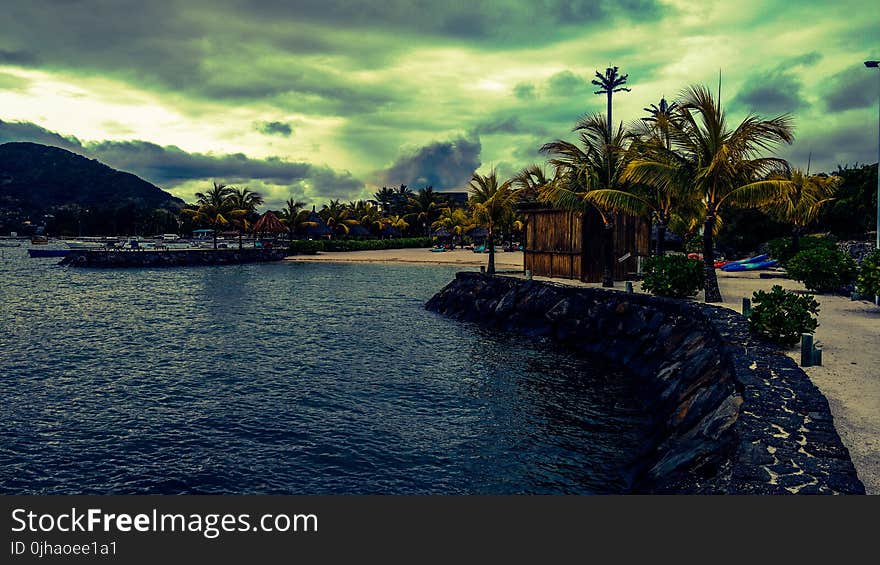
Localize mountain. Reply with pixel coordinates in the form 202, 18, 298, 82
0, 141, 184, 211
0, 142, 185, 235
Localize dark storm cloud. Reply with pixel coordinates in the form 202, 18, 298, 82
0, 48, 38, 65
0, 120, 364, 199
547, 70, 589, 96
234, 0, 662, 40
473, 116, 548, 137
378, 136, 482, 189
2, 0, 663, 115
782, 123, 877, 172
255, 121, 293, 137
513, 83, 537, 100
731, 54, 821, 114
825, 65, 878, 113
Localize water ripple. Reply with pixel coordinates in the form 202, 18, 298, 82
0, 248, 649, 494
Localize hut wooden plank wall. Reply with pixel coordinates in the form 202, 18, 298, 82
523, 207, 649, 283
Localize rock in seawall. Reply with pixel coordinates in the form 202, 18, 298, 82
426, 272, 865, 495
60, 248, 287, 268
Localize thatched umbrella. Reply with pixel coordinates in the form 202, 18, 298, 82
253, 211, 287, 248
432, 227, 452, 238
302, 208, 332, 239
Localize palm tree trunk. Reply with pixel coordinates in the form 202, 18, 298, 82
602, 221, 614, 287
791, 226, 801, 254
238, 230, 243, 250
655, 220, 668, 256
487, 231, 496, 275
606, 92, 613, 135
213, 229, 217, 250
703, 212, 722, 302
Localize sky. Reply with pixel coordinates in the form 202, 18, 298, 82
0, 0, 878, 209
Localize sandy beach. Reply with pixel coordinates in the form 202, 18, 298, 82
287, 248, 879, 493
286, 247, 525, 269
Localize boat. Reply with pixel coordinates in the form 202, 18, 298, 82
722, 259, 778, 272
65, 240, 106, 250
31, 235, 49, 244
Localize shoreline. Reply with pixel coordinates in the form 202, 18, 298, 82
286, 248, 878, 493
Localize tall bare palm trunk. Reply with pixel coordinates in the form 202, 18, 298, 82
703, 212, 722, 302
602, 221, 614, 287
655, 220, 668, 256
791, 226, 802, 254
487, 231, 496, 274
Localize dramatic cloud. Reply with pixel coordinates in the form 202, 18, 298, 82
0, 0, 877, 196
0, 120, 364, 206
255, 121, 294, 137
825, 65, 879, 113
378, 136, 482, 189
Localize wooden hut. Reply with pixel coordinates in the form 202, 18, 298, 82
521, 206, 650, 283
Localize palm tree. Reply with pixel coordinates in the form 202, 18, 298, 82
228, 186, 264, 214
432, 208, 475, 246
380, 215, 409, 237
765, 167, 840, 252
592, 66, 631, 134
392, 184, 413, 216
228, 187, 264, 248
182, 182, 245, 249
590, 109, 698, 256
511, 164, 557, 204
279, 198, 306, 239
407, 186, 448, 237
624, 85, 795, 302
469, 170, 516, 274
540, 112, 633, 287
373, 187, 395, 216
320, 199, 358, 237
357, 201, 385, 235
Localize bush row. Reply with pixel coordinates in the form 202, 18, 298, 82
288, 237, 434, 254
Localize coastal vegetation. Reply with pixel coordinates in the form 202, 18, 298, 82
748, 285, 820, 346
857, 250, 880, 297
785, 246, 857, 294
640, 255, 704, 298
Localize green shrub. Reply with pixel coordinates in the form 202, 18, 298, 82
640, 255, 705, 298
857, 250, 880, 297
766, 235, 836, 264
288, 240, 324, 254
322, 237, 432, 251
785, 246, 856, 293
749, 285, 819, 346
287, 237, 433, 254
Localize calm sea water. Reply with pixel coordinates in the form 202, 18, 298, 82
0, 246, 649, 494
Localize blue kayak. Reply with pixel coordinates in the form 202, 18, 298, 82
722, 259, 778, 272
726, 253, 769, 266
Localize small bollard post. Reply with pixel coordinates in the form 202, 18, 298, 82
525, 269, 532, 280
812, 347, 823, 366
742, 297, 752, 318
479, 266, 485, 274
625, 281, 634, 294
800, 333, 814, 367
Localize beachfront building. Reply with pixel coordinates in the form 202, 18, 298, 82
522, 205, 649, 283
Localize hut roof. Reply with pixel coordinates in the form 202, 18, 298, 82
303, 210, 332, 237
253, 211, 287, 234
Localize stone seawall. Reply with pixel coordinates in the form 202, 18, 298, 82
426, 272, 865, 494
60, 248, 287, 268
